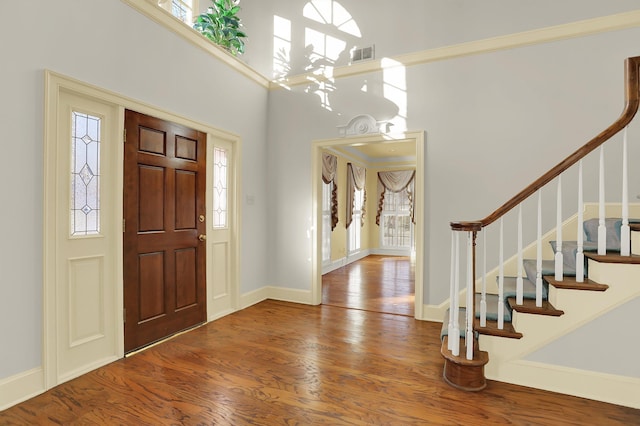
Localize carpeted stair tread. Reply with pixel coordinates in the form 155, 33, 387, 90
549, 240, 597, 271
474, 293, 512, 323
523, 259, 575, 293
497, 276, 546, 300
441, 307, 478, 340
583, 218, 622, 251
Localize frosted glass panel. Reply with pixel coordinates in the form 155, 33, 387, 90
71, 111, 101, 236
213, 147, 228, 229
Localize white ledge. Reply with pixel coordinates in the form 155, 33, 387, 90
119, 2, 640, 92
120, 0, 270, 88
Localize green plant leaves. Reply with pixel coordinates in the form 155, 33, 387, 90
193, 0, 246, 56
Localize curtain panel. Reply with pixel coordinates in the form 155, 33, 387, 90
346, 163, 367, 228
322, 152, 339, 230
375, 169, 416, 225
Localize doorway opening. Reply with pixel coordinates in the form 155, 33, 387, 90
311, 131, 425, 319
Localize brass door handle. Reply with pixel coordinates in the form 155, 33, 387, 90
198, 234, 207, 241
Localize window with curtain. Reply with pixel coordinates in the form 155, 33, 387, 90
380, 188, 412, 249
321, 152, 338, 263
346, 163, 366, 255
322, 152, 338, 230
376, 169, 415, 249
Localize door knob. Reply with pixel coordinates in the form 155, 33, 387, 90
198, 234, 207, 241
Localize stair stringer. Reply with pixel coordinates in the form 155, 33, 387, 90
479, 261, 640, 409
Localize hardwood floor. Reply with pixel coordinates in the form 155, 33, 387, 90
2, 300, 639, 425
322, 255, 414, 316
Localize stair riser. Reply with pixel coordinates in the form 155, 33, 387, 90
632, 230, 640, 256
484, 279, 636, 367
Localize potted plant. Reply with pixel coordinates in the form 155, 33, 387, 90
193, 0, 247, 56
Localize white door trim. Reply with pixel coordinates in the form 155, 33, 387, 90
43, 70, 241, 389
311, 131, 425, 319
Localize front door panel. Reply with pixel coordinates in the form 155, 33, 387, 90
124, 110, 207, 353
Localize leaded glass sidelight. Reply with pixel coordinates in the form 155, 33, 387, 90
71, 111, 101, 236
213, 147, 228, 228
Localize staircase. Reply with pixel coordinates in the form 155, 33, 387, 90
440, 55, 640, 409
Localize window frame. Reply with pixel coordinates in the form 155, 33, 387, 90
347, 187, 364, 255
379, 188, 413, 250
158, 0, 198, 25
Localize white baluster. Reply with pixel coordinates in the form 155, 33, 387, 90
480, 230, 487, 327
621, 127, 630, 256
448, 231, 456, 351
452, 232, 460, 356
536, 190, 543, 307
555, 175, 563, 281
576, 161, 585, 282
516, 204, 523, 305
498, 218, 505, 329
598, 146, 607, 255
466, 232, 474, 360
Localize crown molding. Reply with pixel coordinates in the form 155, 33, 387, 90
272, 9, 640, 90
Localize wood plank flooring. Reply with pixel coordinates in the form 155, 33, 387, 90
2, 300, 639, 425
322, 255, 414, 316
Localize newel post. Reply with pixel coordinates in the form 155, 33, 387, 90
450, 221, 482, 338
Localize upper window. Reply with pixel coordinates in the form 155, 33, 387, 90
71, 111, 101, 236
212, 146, 228, 229
158, 0, 198, 24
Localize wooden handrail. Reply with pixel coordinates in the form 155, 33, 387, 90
451, 56, 640, 231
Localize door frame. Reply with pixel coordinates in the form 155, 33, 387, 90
43, 70, 240, 388
310, 131, 425, 319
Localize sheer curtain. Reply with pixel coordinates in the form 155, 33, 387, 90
346, 163, 366, 228
322, 152, 338, 230
376, 169, 415, 225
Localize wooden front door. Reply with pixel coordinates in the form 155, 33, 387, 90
124, 110, 207, 353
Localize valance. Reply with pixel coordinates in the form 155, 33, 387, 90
376, 169, 415, 225
322, 153, 338, 230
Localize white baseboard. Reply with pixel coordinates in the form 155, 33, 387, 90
0, 367, 45, 411
422, 301, 449, 322
267, 287, 314, 305
370, 248, 411, 256
240, 287, 269, 310
491, 360, 640, 409
208, 308, 235, 322
322, 257, 347, 274
322, 249, 373, 274
57, 356, 120, 387
241, 285, 313, 306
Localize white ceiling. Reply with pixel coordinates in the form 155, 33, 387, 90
331, 140, 416, 166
